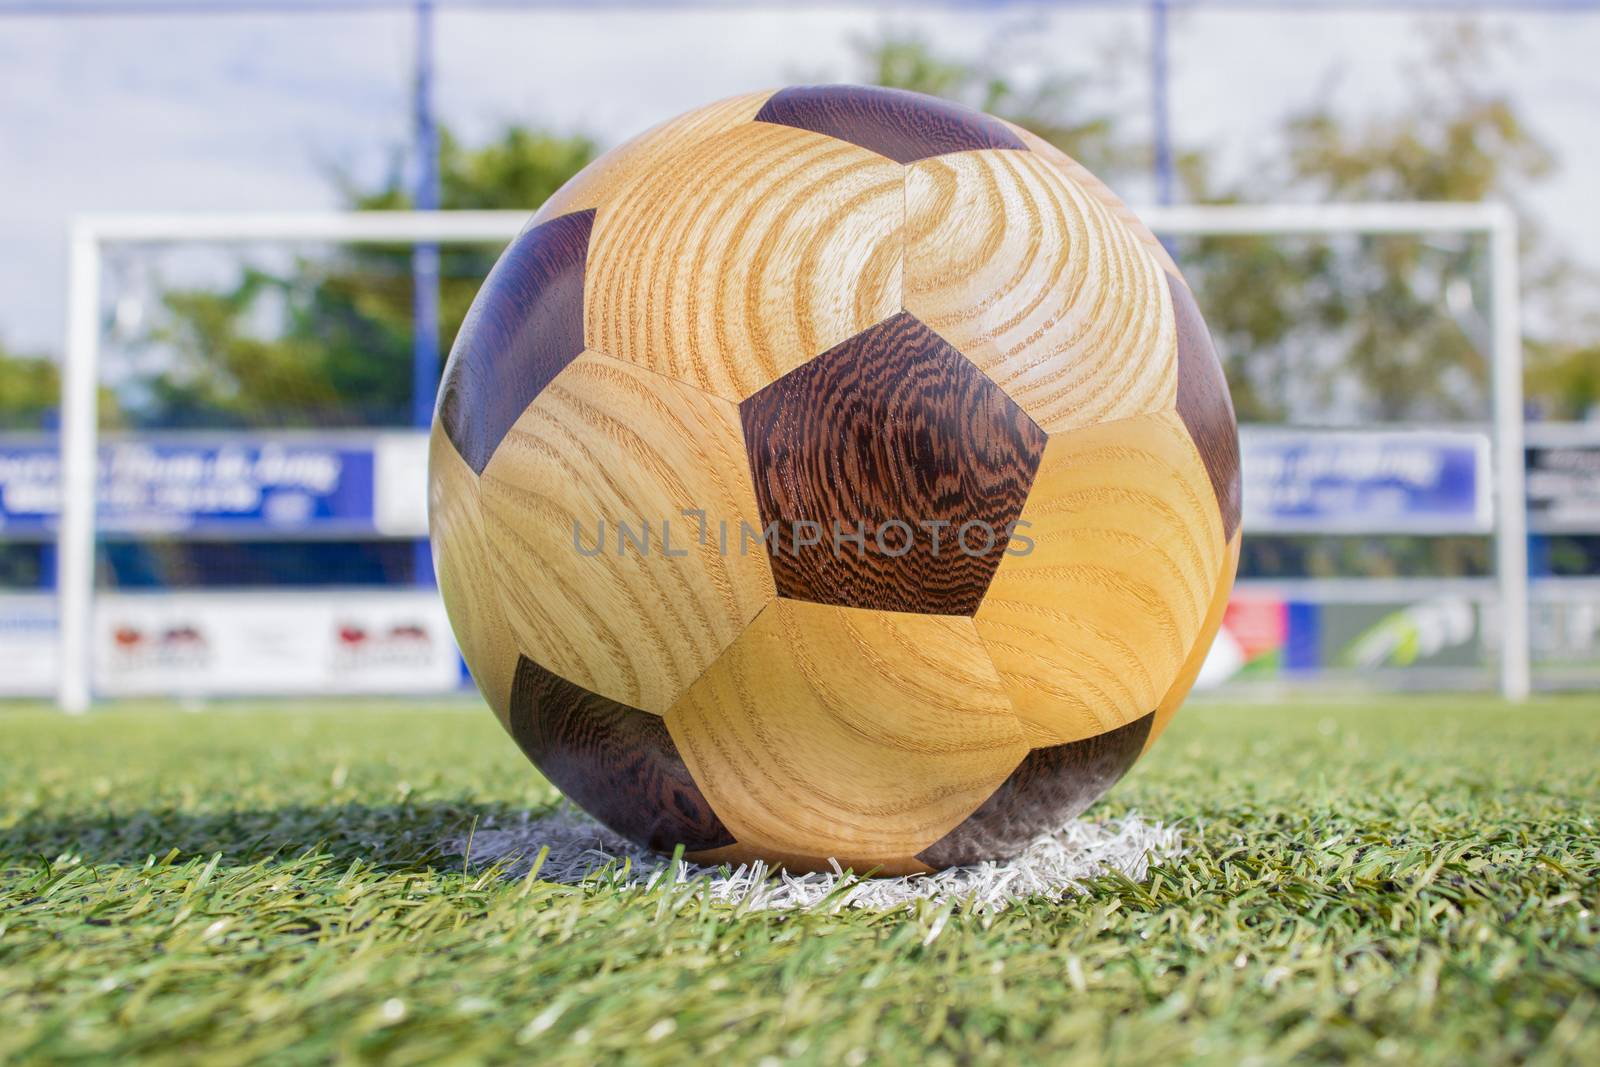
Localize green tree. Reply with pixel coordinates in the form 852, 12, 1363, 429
0, 339, 60, 431
0, 339, 122, 430
130, 127, 596, 428
854, 30, 1141, 181
352, 126, 596, 212
1178, 24, 1560, 424
1526, 338, 1600, 420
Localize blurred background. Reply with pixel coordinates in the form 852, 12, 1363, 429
1, 0, 1597, 704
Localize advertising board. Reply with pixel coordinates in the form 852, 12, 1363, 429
1240, 429, 1492, 535
0, 433, 427, 539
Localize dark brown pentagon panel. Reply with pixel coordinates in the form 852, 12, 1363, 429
754, 84, 1027, 164
915, 712, 1155, 868
507, 655, 735, 853
1169, 273, 1242, 539
739, 311, 1046, 616
435, 209, 594, 475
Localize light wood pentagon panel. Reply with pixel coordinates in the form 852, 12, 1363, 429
665, 599, 1030, 872
428, 424, 521, 730
1004, 123, 1184, 281
974, 410, 1226, 746
530, 91, 774, 228
584, 121, 905, 402
1144, 529, 1241, 755
904, 148, 1178, 435
477, 350, 776, 716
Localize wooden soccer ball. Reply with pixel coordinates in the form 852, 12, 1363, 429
428, 86, 1240, 873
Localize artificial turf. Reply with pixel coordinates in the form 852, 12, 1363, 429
1, 695, 1596, 1065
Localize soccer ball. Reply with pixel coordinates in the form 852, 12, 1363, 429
428, 86, 1240, 874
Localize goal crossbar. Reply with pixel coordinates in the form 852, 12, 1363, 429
57, 202, 1527, 710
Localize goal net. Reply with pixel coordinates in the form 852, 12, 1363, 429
19, 204, 1535, 710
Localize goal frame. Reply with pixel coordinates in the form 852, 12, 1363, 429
56, 202, 1528, 711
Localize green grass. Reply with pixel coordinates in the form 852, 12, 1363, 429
1, 695, 1597, 1066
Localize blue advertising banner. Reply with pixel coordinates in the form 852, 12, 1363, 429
1240, 429, 1492, 535
0, 435, 387, 539
0, 428, 1505, 540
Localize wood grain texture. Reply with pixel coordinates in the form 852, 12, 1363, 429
665, 599, 1030, 871
436, 209, 593, 475
1144, 529, 1240, 755
1170, 272, 1242, 540
904, 148, 1178, 435
973, 410, 1226, 746
530, 90, 774, 227
916, 711, 1154, 868
1005, 123, 1184, 281
739, 311, 1045, 616
583, 121, 904, 402
427, 425, 522, 729
507, 655, 734, 853
754, 84, 1026, 164
477, 350, 776, 716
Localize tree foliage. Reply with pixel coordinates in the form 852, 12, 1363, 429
854, 30, 1139, 180
352, 126, 598, 213
126, 128, 596, 428
1177, 24, 1559, 424
0, 338, 61, 431
1526, 338, 1600, 420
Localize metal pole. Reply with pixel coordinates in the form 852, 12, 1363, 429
1489, 205, 1531, 701
1150, 0, 1175, 206
411, 0, 441, 585
57, 221, 99, 714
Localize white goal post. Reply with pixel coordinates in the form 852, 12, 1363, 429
56, 203, 1528, 711
1146, 202, 1528, 705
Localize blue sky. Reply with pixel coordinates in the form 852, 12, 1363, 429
1, 4, 1596, 357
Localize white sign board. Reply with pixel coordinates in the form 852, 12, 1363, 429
0, 594, 61, 697
90, 590, 462, 698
